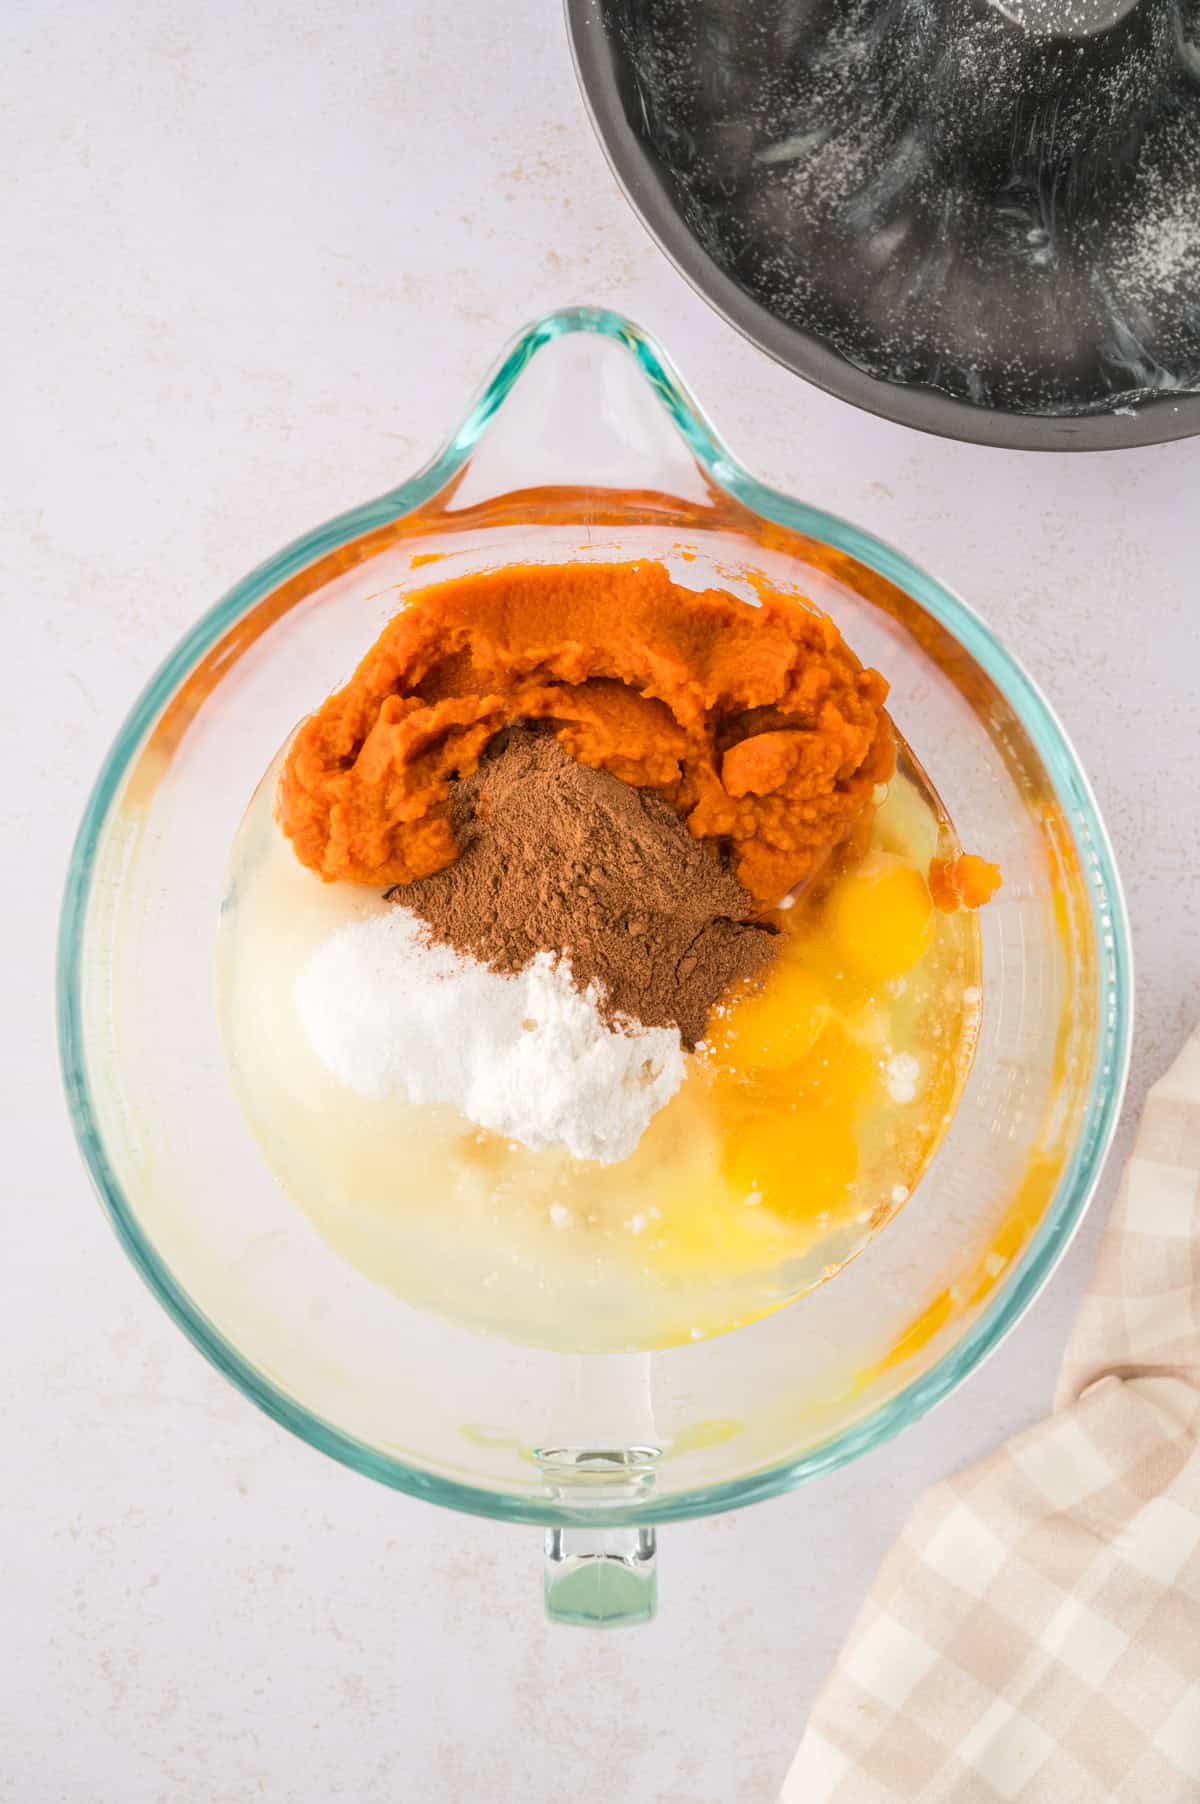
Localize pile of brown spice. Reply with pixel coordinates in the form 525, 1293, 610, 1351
389, 727, 777, 1048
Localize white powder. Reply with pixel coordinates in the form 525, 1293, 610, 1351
295, 908, 684, 1164
885, 1052, 922, 1105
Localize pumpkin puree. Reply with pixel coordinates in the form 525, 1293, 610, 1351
278, 561, 896, 908
929, 853, 1003, 912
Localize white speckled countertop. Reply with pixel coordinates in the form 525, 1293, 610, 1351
4, 3, 1198, 1799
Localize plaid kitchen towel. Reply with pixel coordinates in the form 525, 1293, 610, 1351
783, 1025, 1200, 1803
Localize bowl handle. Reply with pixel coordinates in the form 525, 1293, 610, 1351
539, 1352, 660, 1626
544, 1524, 657, 1628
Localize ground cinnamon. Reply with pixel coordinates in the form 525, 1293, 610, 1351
390, 728, 777, 1048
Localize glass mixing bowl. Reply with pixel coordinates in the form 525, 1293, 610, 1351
59, 309, 1131, 1626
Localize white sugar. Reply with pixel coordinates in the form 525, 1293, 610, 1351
295, 907, 684, 1164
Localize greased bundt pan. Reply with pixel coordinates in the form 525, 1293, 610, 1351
568, 0, 1200, 447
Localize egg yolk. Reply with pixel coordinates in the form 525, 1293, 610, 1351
723, 1106, 859, 1221
711, 995, 878, 1228
828, 863, 934, 980
645, 813, 987, 1276
710, 964, 828, 1070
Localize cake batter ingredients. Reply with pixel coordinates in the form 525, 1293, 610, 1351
278, 561, 894, 908
219, 743, 988, 1352
220, 558, 999, 1352
392, 726, 777, 1048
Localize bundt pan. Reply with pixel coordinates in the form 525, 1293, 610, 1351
567, 0, 1200, 448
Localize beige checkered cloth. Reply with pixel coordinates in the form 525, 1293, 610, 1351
784, 1027, 1200, 1803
